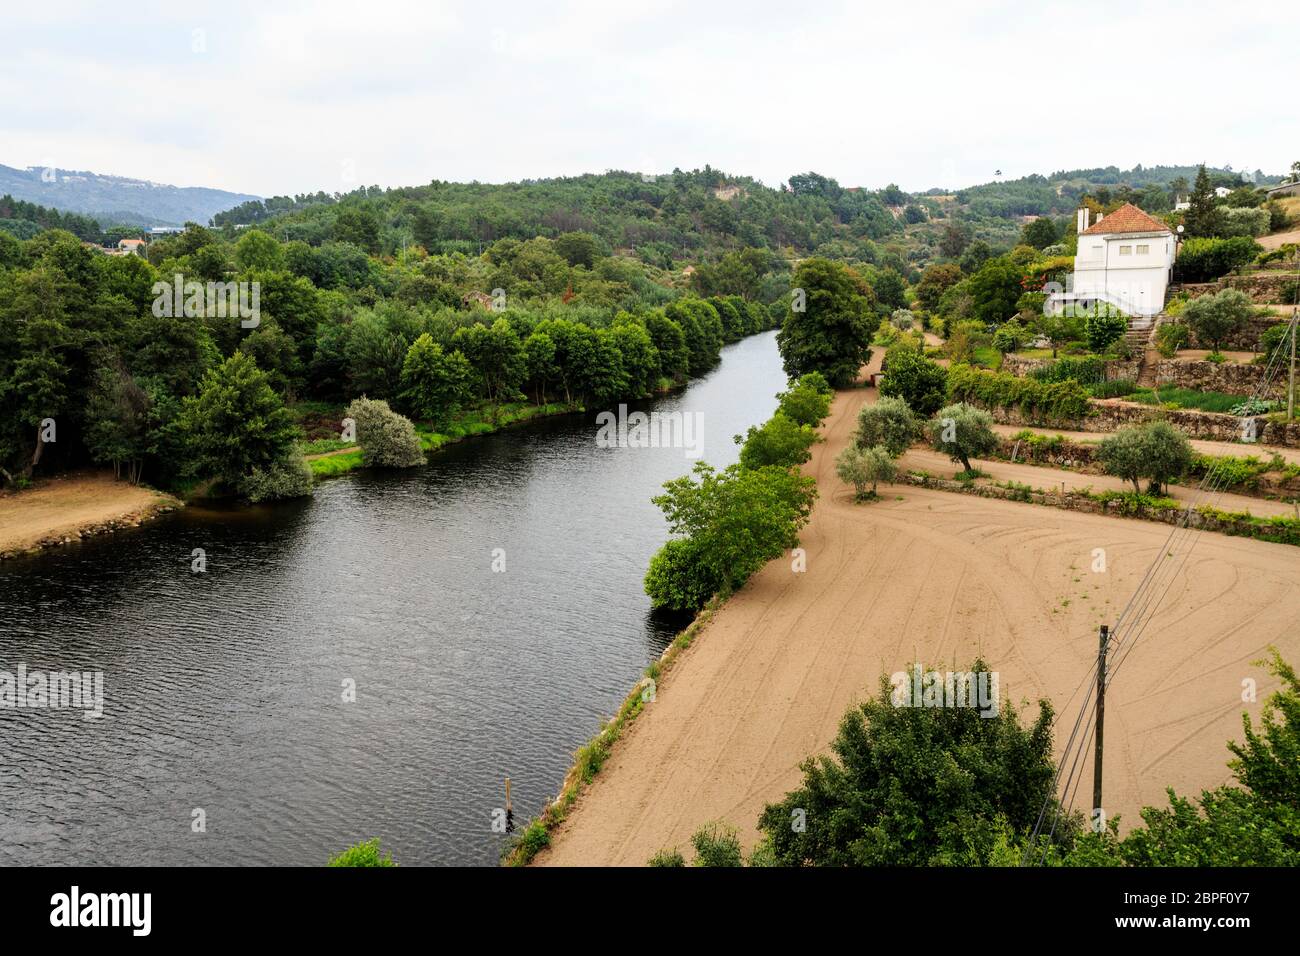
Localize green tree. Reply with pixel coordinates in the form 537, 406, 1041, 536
1183, 165, 1224, 238
736, 412, 818, 469
757, 661, 1067, 865
1084, 306, 1127, 353
915, 263, 963, 312
855, 395, 920, 456
930, 402, 997, 473
399, 333, 474, 426
522, 330, 558, 405
178, 351, 299, 490
645, 462, 817, 610
1021, 216, 1059, 249
777, 258, 879, 387
609, 321, 660, 398
967, 259, 1025, 326
878, 345, 948, 416
836, 443, 897, 499
776, 375, 832, 427
1183, 288, 1253, 354
452, 318, 526, 422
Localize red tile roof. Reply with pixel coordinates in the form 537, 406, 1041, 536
1081, 203, 1171, 236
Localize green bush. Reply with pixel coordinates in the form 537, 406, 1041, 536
1154, 322, 1188, 358
1028, 355, 1106, 385
643, 536, 724, 612
757, 659, 1067, 866
346, 396, 425, 468
775, 375, 832, 427
691, 822, 745, 867
1088, 378, 1136, 399
328, 838, 396, 867
1098, 421, 1193, 494
1084, 308, 1126, 353
1174, 236, 1262, 282
239, 447, 314, 502
946, 364, 1091, 423
648, 848, 686, 867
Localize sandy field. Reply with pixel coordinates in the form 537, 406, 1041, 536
536, 356, 1300, 866
0, 472, 173, 555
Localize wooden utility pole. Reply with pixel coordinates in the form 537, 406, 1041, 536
1288, 310, 1296, 421
1093, 625, 1109, 820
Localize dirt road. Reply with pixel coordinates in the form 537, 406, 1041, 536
535, 362, 1300, 866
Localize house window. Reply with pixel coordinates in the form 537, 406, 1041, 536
1136, 244, 1149, 255
1118, 245, 1132, 256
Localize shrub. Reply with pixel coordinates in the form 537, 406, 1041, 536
645, 462, 817, 610
1174, 237, 1262, 282
1084, 307, 1126, 353
643, 536, 724, 612
239, 447, 314, 502
648, 848, 686, 867
1154, 322, 1188, 358
855, 395, 920, 456
929, 403, 998, 473
1028, 355, 1106, 386
992, 319, 1028, 355
691, 822, 744, 867
1089, 378, 1136, 399
328, 838, 396, 867
1258, 321, 1293, 358
890, 308, 916, 331
346, 397, 425, 468
946, 364, 1090, 423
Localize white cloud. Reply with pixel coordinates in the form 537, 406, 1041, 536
3, 0, 1295, 197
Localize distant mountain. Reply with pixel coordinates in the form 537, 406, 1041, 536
0, 163, 259, 228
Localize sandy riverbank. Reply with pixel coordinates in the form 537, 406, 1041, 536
534, 356, 1300, 866
0, 473, 180, 559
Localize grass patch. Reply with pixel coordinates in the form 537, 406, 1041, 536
308, 449, 364, 478
1127, 387, 1250, 414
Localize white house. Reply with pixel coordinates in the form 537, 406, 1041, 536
1050, 203, 1176, 319
1214, 186, 1233, 199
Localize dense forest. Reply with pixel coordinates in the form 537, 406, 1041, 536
0, 217, 817, 496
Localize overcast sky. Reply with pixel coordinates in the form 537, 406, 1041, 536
4, 0, 1295, 198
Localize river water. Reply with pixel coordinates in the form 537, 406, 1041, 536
0, 331, 783, 866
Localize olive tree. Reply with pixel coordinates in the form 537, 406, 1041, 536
929, 403, 998, 474
836, 443, 898, 500
855, 395, 919, 457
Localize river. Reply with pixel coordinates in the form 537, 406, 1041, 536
0, 331, 784, 866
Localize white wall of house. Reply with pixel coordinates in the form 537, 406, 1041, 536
1070, 231, 1174, 317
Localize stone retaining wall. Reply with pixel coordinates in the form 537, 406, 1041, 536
1152, 359, 1285, 399
1178, 273, 1300, 305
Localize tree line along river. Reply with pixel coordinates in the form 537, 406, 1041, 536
0, 331, 784, 866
